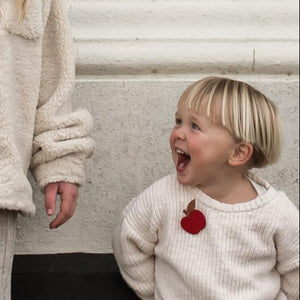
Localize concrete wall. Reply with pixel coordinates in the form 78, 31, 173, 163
15, 0, 299, 254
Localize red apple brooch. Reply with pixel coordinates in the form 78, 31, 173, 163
181, 199, 206, 234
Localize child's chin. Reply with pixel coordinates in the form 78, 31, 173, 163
176, 173, 192, 186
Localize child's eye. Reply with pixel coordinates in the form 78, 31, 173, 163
192, 123, 200, 130
175, 118, 182, 126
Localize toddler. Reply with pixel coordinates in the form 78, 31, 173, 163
113, 76, 299, 300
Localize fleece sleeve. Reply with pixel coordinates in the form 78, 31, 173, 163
275, 196, 299, 300
112, 189, 161, 300
30, 0, 95, 189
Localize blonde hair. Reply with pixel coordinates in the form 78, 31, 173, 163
178, 76, 282, 168
15, 0, 28, 20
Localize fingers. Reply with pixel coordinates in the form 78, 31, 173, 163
49, 182, 78, 229
44, 182, 60, 216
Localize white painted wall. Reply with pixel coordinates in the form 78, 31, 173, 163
15, 0, 299, 254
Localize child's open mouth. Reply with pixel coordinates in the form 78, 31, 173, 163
176, 149, 191, 172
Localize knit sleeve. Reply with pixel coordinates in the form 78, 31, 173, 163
274, 195, 299, 300
112, 188, 161, 300
30, 0, 95, 189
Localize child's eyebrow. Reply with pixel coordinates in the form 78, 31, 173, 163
190, 115, 202, 125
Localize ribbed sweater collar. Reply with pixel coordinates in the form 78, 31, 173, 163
180, 172, 279, 213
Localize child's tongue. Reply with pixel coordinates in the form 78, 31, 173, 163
177, 153, 191, 172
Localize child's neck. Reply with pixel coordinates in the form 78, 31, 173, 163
199, 173, 258, 204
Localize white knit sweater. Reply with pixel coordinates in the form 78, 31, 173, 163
113, 173, 299, 300
0, 0, 95, 215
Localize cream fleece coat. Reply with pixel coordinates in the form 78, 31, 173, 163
0, 0, 95, 215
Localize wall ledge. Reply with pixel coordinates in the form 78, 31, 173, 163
70, 0, 299, 76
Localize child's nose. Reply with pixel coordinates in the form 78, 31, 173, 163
176, 126, 186, 140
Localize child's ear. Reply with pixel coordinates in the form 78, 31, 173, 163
229, 143, 253, 167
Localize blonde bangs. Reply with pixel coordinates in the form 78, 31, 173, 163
177, 77, 282, 168
178, 77, 224, 125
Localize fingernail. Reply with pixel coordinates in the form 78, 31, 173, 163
47, 209, 52, 215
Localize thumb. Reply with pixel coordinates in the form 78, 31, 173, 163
44, 183, 59, 216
